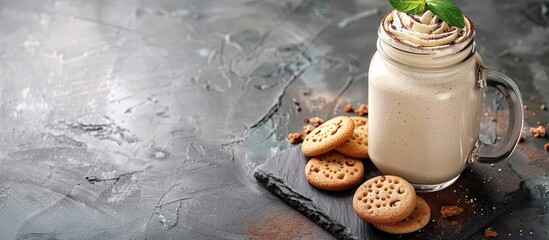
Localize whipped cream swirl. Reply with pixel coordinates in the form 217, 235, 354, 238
383, 10, 471, 48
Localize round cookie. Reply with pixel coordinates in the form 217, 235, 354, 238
353, 175, 417, 224
335, 117, 369, 158
373, 197, 431, 234
301, 116, 355, 157
305, 152, 364, 191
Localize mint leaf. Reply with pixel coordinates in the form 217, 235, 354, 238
426, 0, 465, 28
389, 0, 426, 15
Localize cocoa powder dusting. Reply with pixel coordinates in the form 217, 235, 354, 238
245, 214, 316, 240
517, 144, 549, 161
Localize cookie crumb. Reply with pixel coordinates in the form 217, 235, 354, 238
544, 143, 549, 151
303, 125, 315, 135
344, 104, 353, 112
288, 133, 303, 144
293, 100, 302, 112
440, 206, 464, 218
541, 104, 547, 111
484, 228, 497, 238
530, 125, 546, 138
355, 104, 368, 116
308, 117, 325, 127
519, 135, 526, 143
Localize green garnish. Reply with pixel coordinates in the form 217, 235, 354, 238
389, 0, 466, 28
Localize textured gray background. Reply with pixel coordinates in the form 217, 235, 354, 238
0, 0, 548, 239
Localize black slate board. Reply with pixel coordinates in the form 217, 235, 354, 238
254, 146, 530, 240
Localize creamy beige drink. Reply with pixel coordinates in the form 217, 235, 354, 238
369, 10, 482, 188
369, 9, 523, 192
368, 50, 481, 185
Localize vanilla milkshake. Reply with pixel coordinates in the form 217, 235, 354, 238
368, 10, 523, 191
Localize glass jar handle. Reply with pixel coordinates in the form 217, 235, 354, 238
475, 68, 524, 163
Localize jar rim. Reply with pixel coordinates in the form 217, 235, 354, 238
377, 50, 480, 75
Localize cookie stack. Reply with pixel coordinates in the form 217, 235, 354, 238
300, 116, 430, 234
302, 116, 369, 191
353, 176, 431, 234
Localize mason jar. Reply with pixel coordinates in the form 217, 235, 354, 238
368, 12, 523, 192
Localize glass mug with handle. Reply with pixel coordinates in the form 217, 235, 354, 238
368, 11, 523, 192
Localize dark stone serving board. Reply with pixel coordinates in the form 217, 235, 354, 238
254, 146, 530, 240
